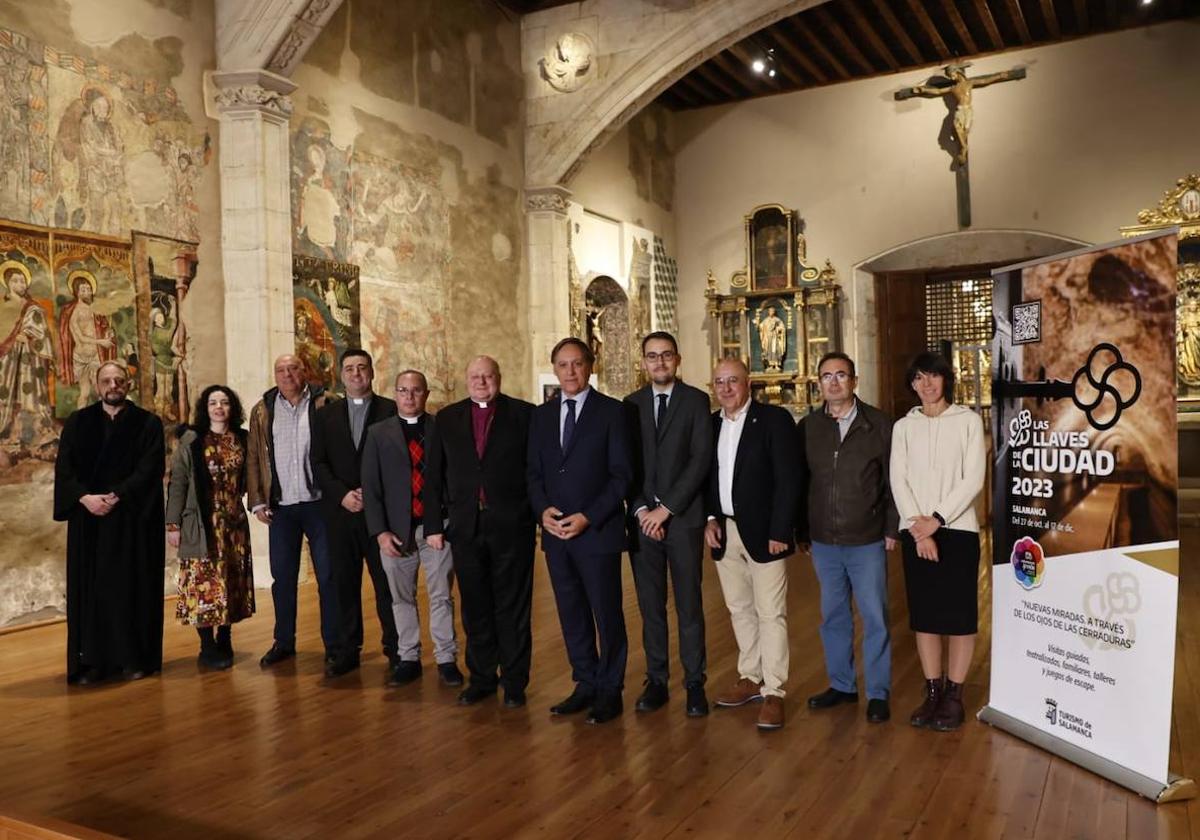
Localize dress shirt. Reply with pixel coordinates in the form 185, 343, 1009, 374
273, 388, 319, 506
652, 383, 674, 425
559, 387, 591, 447
716, 398, 751, 517
829, 398, 858, 443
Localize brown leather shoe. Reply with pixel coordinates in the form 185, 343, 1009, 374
714, 677, 764, 707
756, 695, 785, 730
909, 677, 944, 728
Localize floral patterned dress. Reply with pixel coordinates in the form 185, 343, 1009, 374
176, 431, 255, 626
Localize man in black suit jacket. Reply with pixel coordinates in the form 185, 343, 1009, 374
424, 356, 536, 707
527, 337, 633, 724
311, 349, 397, 678
624, 332, 712, 717
704, 358, 801, 731
360, 370, 461, 688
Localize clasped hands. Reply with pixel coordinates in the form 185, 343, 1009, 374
81, 492, 119, 517
542, 507, 590, 540
907, 514, 941, 562
637, 506, 670, 541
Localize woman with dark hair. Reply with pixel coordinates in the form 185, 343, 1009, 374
166, 385, 255, 669
889, 351, 986, 731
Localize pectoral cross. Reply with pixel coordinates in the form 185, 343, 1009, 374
895, 62, 1027, 228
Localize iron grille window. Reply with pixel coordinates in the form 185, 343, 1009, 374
925, 275, 993, 418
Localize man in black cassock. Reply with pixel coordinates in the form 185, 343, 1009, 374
54, 361, 166, 684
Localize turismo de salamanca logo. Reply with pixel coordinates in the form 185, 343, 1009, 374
1045, 698, 1057, 726
1012, 536, 1045, 589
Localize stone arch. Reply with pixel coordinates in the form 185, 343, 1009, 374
849, 229, 1089, 403
525, 0, 824, 189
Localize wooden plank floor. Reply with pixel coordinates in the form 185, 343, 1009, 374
1, 529, 1198, 840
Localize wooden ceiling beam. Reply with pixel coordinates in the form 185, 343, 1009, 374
868, 0, 924, 65
674, 72, 717, 105
765, 22, 830, 84
727, 42, 786, 90
904, 0, 952, 60
657, 88, 694, 110
710, 50, 763, 96
973, 0, 1005, 49
813, 6, 876, 74
692, 59, 746, 100
844, 0, 899, 70
939, 0, 979, 54
787, 16, 851, 80
756, 30, 812, 89
1072, 0, 1090, 33
1037, 0, 1062, 38
1002, 0, 1033, 43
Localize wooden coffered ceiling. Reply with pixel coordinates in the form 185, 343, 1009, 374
499, 1, 1197, 108
661, 0, 1198, 109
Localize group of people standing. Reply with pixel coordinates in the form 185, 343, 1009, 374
53, 334, 984, 734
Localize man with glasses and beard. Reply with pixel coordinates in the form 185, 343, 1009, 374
54, 361, 166, 684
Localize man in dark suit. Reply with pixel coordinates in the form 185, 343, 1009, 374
527, 337, 633, 724
361, 369, 462, 688
311, 349, 397, 678
424, 356, 536, 708
704, 358, 800, 731
624, 331, 712, 717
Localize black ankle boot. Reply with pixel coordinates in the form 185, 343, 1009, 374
197, 627, 221, 669
931, 680, 965, 731
214, 625, 234, 669
909, 677, 944, 728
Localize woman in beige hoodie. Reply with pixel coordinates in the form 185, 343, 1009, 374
890, 352, 986, 732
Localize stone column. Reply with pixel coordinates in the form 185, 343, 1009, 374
210, 69, 296, 588
524, 184, 573, 395
210, 68, 297, 405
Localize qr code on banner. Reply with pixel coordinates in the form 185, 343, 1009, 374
1012, 301, 1041, 344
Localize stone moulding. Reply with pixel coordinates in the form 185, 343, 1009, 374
210, 69, 298, 118
524, 186, 572, 214
540, 33, 595, 93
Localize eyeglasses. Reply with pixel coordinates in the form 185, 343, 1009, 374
819, 371, 852, 383
644, 351, 676, 362
395, 387, 427, 396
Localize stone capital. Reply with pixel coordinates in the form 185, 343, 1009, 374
524, 184, 573, 216
210, 69, 298, 119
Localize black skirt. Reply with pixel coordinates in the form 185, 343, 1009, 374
901, 527, 981, 635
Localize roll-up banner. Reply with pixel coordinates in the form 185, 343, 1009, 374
981, 231, 1195, 802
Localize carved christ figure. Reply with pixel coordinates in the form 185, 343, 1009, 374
895, 63, 1026, 166
758, 306, 786, 372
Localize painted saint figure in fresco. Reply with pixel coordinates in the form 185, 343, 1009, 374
299, 143, 339, 253
150, 301, 183, 419
58, 271, 116, 409
55, 86, 128, 233
0, 261, 56, 455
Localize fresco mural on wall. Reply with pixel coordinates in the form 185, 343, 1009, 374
291, 118, 352, 260
132, 231, 197, 426
0, 222, 56, 468
51, 230, 139, 416
293, 255, 360, 394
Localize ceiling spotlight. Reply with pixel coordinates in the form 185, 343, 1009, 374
752, 59, 765, 73
768, 69, 776, 78
1141, 0, 1153, 5
750, 47, 777, 78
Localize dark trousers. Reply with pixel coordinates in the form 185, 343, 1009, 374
268, 500, 336, 652
328, 508, 399, 659
454, 511, 535, 692
545, 542, 627, 696
630, 523, 706, 687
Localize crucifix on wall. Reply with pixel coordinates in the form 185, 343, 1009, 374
895, 62, 1027, 228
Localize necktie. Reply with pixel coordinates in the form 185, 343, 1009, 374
562, 398, 576, 451
656, 393, 668, 429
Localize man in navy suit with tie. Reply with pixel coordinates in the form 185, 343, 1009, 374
527, 337, 633, 724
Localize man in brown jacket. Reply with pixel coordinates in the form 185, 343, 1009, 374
248, 354, 337, 668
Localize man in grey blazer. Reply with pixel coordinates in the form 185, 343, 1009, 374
361, 369, 461, 688
624, 331, 713, 717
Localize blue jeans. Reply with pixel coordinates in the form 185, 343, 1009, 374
268, 500, 336, 652
811, 540, 891, 700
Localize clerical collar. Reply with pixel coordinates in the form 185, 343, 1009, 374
351, 397, 366, 405
400, 413, 422, 424
472, 400, 489, 409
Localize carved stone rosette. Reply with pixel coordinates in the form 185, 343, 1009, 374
539, 33, 594, 93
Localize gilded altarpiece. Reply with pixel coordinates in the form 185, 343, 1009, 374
706, 205, 843, 415
1121, 174, 1200, 412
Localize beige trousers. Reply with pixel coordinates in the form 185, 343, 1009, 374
714, 520, 789, 698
